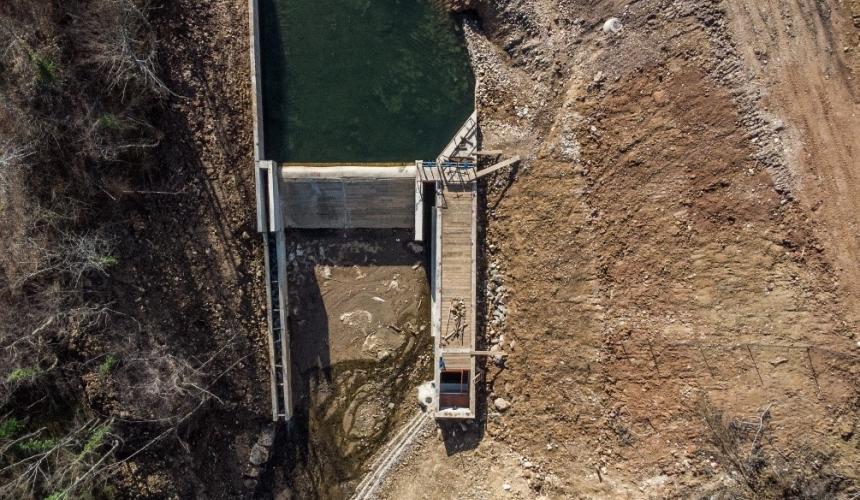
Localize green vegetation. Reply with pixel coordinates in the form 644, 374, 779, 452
6, 367, 44, 383
0, 418, 21, 439
98, 355, 118, 378
29, 52, 58, 85
80, 424, 111, 458
97, 255, 119, 269
17, 437, 59, 454
96, 114, 124, 131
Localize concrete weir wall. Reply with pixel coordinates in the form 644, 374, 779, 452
249, 0, 422, 419
280, 166, 417, 229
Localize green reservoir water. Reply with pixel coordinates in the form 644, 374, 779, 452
259, 0, 475, 163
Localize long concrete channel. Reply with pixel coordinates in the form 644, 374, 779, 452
247, 0, 517, 428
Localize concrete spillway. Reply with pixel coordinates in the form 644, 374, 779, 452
279, 166, 417, 229
249, 117, 511, 425
264, 157, 482, 421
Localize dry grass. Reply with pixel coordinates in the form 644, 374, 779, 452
699, 398, 854, 499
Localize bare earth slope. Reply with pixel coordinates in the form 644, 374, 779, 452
381, 1, 860, 498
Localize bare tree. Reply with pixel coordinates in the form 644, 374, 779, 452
80, 110, 161, 162
107, 333, 245, 423
0, 2, 249, 498
78, 0, 171, 98
699, 398, 851, 498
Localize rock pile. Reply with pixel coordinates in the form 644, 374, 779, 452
244, 425, 276, 491
486, 259, 509, 366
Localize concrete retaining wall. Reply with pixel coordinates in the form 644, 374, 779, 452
249, 0, 265, 161
250, 0, 292, 422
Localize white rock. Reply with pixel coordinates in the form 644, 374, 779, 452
258, 426, 276, 447
494, 398, 511, 412
417, 381, 436, 408
603, 17, 623, 34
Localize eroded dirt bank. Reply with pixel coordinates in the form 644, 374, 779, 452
382, 1, 860, 498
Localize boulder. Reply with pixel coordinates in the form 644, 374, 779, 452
249, 443, 270, 466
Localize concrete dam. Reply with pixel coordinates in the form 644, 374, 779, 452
248, 0, 517, 430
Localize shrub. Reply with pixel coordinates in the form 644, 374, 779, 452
98, 355, 118, 378
699, 399, 852, 498
28, 52, 58, 86
17, 437, 58, 454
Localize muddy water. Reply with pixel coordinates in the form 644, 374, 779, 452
259, 0, 474, 162
279, 230, 432, 499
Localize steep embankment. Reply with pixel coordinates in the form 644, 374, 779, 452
381, 1, 860, 498
109, 0, 275, 496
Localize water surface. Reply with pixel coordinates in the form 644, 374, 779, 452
260, 0, 475, 162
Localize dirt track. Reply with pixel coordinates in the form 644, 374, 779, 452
725, 0, 860, 323
381, 1, 860, 498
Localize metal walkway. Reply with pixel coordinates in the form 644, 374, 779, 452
437, 110, 478, 162
434, 181, 478, 417
264, 233, 289, 420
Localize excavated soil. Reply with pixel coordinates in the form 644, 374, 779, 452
381, 0, 860, 498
